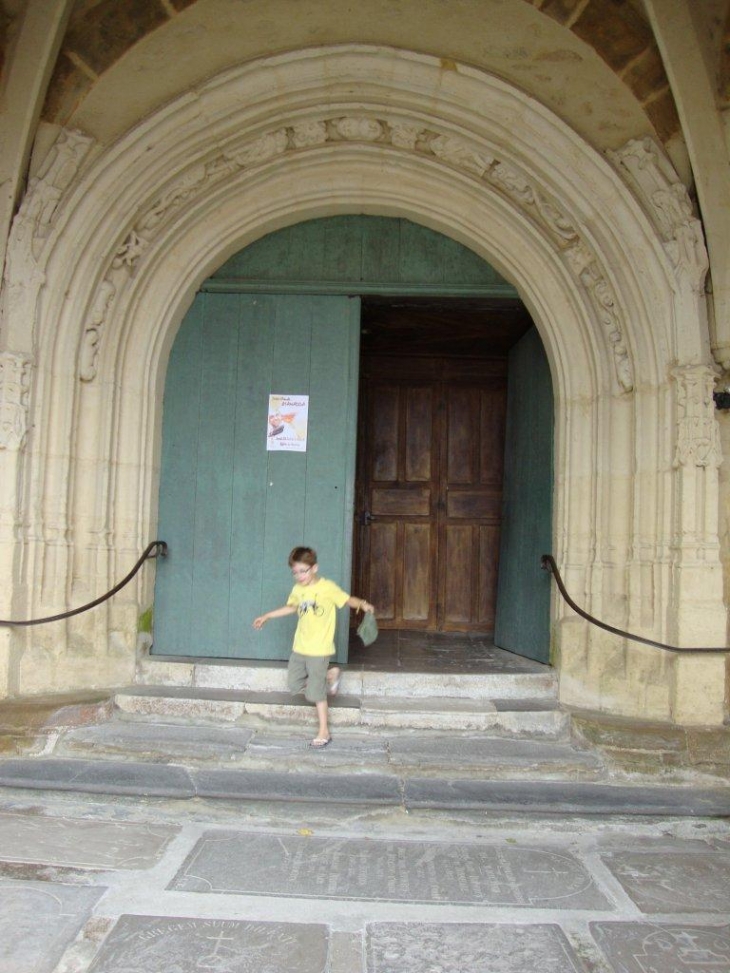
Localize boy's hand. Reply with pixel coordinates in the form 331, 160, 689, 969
252, 615, 267, 629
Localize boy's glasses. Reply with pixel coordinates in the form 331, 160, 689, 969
292, 567, 312, 577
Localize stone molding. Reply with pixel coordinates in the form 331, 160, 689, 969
8, 129, 93, 264
608, 137, 709, 296
1, 129, 93, 349
73, 111, 633, 390
0, 352, 32, 451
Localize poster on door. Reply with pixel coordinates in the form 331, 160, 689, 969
266, 394, 309, 452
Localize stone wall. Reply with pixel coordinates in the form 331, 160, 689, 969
0, 46, 727, 725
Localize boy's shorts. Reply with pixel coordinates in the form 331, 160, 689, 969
287, 652, 333, 703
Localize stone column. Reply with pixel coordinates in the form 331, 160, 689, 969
668, 365, 728, 724
0, 352, 32, 696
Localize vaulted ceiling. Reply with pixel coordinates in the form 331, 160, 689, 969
2, 0, 726, 170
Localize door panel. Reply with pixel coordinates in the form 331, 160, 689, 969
372, 488, 431, 517
494, 327, 554, 662
369, 522, 398, 618
440, 382, 506, 632
402, 524, 432, 621
444, 526, 473, 624
478, 525, 501, 625
356, 358, 507, 632
154, 292, 360, 660
405, 388, 432, 480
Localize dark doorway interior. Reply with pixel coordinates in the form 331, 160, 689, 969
352, 297, 533, 637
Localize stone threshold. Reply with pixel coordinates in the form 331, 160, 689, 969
135, 655, 558, 700
114, 686, 568, 737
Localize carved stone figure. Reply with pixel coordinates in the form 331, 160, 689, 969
673, 365, 722, 469
0, 352, 32, 450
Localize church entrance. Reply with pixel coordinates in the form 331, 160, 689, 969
152, 217, 553, 665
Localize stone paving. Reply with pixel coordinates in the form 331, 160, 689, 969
0, 789, 728, 973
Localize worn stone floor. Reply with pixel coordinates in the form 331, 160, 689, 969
345, 630, 547, 673
1, 636, 728, 971
0, 785, 728, 973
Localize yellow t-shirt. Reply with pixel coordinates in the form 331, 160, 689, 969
287, 577, 350, 656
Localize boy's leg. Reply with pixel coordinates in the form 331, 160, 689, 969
326, 666, 341, 695
302, 656, 330, 704
303, 656, 332, 745
287, 653, 308, 696
315, 699, 331, 743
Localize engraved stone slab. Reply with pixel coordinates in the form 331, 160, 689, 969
591, 921, 730, 973
0, 879, 103, 973
367, 922, 587, 973
600, 851, 730, 913
171, 831, 611, 908
87, 916, 327, 973
0, 812, 179, 869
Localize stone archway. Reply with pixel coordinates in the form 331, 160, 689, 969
0, 47, 724, 723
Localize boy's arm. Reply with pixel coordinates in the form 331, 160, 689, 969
347, 596, 375, 613
253, 605, 297, 628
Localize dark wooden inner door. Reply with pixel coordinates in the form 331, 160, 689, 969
353, 298, 532, 634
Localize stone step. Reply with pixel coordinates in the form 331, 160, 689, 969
135, 657, 558, 700
114, 686, 569, 738
1, 754, 729, 816
51, 719, 602, 781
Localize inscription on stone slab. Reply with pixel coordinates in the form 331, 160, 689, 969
600, 852, 730, 914
591, 922, 730, 973
0, 879, 103, 973
171, 831, 611, 909
367, 922, 587, 973
0, 812, 178, 869
87, 916, 328, 973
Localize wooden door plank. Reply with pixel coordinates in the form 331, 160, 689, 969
259, 296, 311, 640
361, 217, 400, 283
154, 295, 204, 652
305, 295, 361, 659
494, 327, 553, 662
229, 295, 283, 659
188, 294, 240, 653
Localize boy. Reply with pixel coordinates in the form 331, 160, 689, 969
252, 546, 375, 748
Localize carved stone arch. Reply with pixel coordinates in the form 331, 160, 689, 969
2, 47, 724, 722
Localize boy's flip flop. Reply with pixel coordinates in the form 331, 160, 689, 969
309, 737, 331, 748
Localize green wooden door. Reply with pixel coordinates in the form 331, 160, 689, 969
494, 327, 554, 663
153, 293, 361, 661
